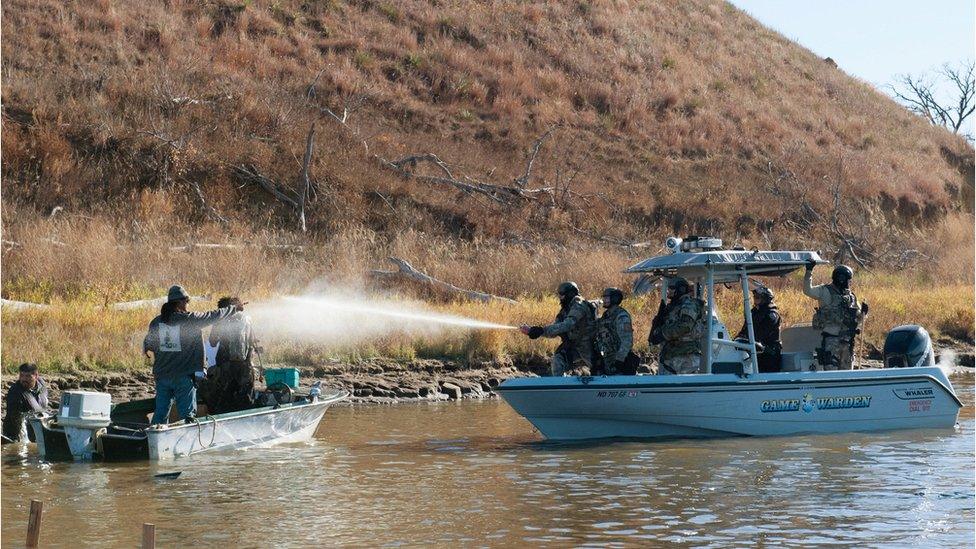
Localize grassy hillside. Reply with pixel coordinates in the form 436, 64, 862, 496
3, 0, 973, 239
1, 0, 973, 371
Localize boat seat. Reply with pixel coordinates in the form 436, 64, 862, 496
780, 351, 815, 372
781, 324, 820, 354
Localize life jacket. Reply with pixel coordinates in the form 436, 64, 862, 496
812, 285, 859, 334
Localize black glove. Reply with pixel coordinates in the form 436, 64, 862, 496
806, 259, 817, 271
861, 301, 869, 315
527, 326, 545, 339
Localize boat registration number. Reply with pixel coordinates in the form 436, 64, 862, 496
596, 391, 638, 398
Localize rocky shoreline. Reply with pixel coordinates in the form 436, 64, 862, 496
3, 346, 972, 416
0, 357, 552, 415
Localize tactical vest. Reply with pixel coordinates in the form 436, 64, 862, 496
556, 297, 598, 348
812, 285, 859, 334
661, 296, 706, 358
596, 307, 628, 358
213, 314, 251, 362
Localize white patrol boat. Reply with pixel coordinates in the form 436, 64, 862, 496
496, 237, 962, 441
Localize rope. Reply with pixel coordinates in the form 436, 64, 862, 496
191, 415, 218, 449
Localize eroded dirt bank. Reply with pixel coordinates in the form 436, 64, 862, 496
0, 357, 550, 414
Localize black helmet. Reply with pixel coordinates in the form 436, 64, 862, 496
557, 281, 579, 303
752, 285, 774, 303
602, 287, 624, 307
832, 265, 853, 290
669, 277, 691, 297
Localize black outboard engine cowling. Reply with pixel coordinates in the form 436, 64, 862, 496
883, 325, 935, 368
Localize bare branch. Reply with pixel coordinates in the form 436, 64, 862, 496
234, 164, 300, 210
297, 124, 315, 232
515, 126, 557, 188
369, 257, 517, 303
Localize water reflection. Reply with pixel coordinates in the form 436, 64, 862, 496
3, 375, 973, 547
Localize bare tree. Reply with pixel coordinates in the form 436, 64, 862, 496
891, 61, 975, 139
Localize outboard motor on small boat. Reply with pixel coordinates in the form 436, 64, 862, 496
57, 391, 112, 460
883, 325, 935, 368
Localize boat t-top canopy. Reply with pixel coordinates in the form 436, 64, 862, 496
625, 249, 827, 282
625, 237, 830, 375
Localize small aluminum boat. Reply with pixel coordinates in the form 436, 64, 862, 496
497, 237, 963, 440
29, 385, 347, 461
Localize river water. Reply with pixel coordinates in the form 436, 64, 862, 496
3, 374, 973, 547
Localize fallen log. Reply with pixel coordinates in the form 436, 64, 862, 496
1, 299, 51, 311
369, 257, 517, 304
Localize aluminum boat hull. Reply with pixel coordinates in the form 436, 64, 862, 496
146, 395, 343, 461
29, 390, 347, 461
496, 367, 961, 441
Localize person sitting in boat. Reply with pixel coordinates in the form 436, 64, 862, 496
1, 363, 49, 444
649, 277, 706, 375
519, 281, 598, 376
203, 296, 260, 414
735, 286, 782, 373
803, 263, 868, 370
594, 287, 639, 375
143, 285, 238, 424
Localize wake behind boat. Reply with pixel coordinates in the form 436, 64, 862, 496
497, 237, 963, 440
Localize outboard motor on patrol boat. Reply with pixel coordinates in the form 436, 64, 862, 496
883, 325, 935, 369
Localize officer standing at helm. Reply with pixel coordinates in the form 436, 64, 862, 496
520, 281, 598, 376
650, 277, 707, 375
735, 285, 782, 373
803, 262, 868, 370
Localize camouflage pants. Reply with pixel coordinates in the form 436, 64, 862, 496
819, 335, 853, 371
551, 346, 593, 376
658, 354, 702, 375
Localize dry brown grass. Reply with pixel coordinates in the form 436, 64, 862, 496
1, 0, 972, 254
3, 268, 972, 374
2, 0, 974, 372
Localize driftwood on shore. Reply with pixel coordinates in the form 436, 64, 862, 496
2, 296, 210, 312
1, 239, 304, 253
1, 299, 52, 311
369, 257, 517, 304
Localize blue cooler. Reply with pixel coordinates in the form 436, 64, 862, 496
264, 367, 300, 389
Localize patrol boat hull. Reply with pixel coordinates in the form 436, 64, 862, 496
496, 367, 961, 441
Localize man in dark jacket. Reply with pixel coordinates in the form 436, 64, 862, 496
736, 286, 782, 373
2, 363, 49, 443
204, 297, 259, 413
143, 285, 237, 424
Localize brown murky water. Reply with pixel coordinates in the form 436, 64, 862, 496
3, 374, 973, 547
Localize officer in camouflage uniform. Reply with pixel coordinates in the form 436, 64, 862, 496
803, 263, 868, 370
594, 288, 638, 375
521, 282, 598, 376
649, 277, 706, 375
